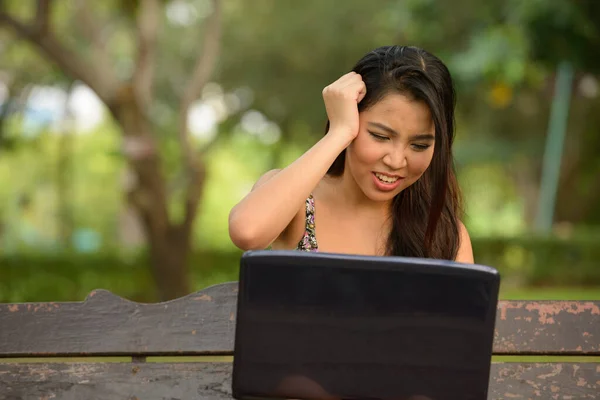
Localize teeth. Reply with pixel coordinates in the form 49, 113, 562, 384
375, 173, 399, 183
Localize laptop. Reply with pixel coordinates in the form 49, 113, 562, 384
232, 250, 500, 400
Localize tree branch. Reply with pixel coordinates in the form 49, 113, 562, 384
133, 0, 161, 109
177, 0, 222, 227
73, 0, 102, 41
35, 0, 52, 34
72, 0, 112, 59
0, 8, 120, 107
178, 0, 222, 164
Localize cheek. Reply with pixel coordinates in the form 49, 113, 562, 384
348, 138, 382, 169
408, 151, 434, 175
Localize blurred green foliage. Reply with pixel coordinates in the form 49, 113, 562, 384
1, 0, 599, 301
2, 234, 600, 303
0, 249, 242, 303
473, 234, 600, 287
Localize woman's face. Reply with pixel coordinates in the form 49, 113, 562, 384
345, 93, 436, 203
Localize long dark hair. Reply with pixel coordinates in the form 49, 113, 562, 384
327, 45, 462, 260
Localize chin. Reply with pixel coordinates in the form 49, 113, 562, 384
364, 188, 403, 202
362, 179, 413, 202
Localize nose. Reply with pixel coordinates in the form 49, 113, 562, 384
383, 146, 407, 170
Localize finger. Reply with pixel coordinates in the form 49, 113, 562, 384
324, 73, 354, 94
357, 84, 367, 103
345, 81, 367, 101
336, 72, 361, 86
339, 75, 364, 90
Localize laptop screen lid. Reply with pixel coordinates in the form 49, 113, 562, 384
232, 250, 500, 400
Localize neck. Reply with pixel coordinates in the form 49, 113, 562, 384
330, 170, 392, 215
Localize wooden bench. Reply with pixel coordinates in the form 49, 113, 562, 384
0, 282, 598, 399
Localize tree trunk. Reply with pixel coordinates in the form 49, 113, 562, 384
148, 226, 192, 300
0, 1, 219, 301
114, 90, 200, 301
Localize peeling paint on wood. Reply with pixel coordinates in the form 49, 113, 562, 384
494, 301, 600, 355
0, 362, 234, 399
525, 302, 600, 324
0, 362, 597, 399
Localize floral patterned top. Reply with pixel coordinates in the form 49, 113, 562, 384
296, 194, 319, 252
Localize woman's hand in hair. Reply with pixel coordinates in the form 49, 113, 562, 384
229, 74, 366, 250
322, 72, 366, 144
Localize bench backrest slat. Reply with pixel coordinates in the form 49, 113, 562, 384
1, 282, 598, 356
495, 300, 600, 355
0, 362, 597, 399
0, 283, 238, 357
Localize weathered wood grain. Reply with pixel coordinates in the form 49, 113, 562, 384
0, 283, 239, 357
0, 362, 233, 400
494, 301, 600, 355
490, 363, 599, 399
1, 282, 598, 356
0, 362, 597, 400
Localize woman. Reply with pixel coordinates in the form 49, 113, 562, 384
229, 45, 473, 263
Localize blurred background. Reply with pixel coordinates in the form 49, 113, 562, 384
0, 0, 598, 303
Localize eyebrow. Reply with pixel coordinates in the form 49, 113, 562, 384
368, 122, 435, 141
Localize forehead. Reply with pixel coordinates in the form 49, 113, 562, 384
363, 93, 433, 130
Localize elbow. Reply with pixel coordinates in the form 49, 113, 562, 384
228, 212, 269, 251
229, 228, 262, 251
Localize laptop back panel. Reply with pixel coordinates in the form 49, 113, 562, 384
232, 251, 500, 400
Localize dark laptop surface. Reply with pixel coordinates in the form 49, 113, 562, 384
232, 250, 500, 400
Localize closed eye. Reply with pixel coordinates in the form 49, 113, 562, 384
412, 143, 431, 151
369, 131, 389, 141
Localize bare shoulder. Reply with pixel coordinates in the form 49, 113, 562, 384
252, 169, 281, 191
252, 168, 307, 248
455, 221, 474, 264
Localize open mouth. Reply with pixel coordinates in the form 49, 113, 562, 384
374, 172, 401, 184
